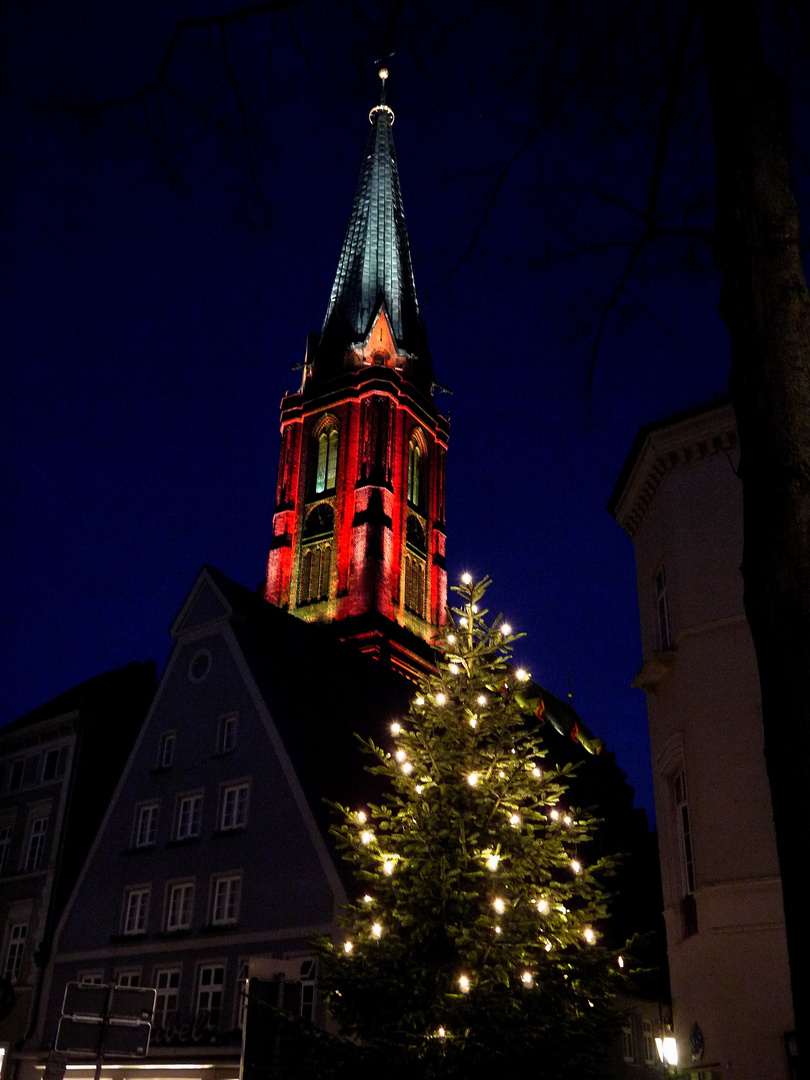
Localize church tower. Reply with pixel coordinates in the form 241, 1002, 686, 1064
264, 71, 448, 676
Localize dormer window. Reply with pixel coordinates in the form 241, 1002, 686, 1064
314, 426, 339, 495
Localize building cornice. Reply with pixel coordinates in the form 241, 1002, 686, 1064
609, 400, 737, 537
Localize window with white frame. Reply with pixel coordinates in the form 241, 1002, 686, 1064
116, 969, 141, 988
79, 971, 104, 985
0, 824, 13, 875
218, 714, 237, 753
123, 886, 150, 935
673, 770, 695, 895
196, 964, 225, 1028
621, 1022, 635, 1064
40, 747, 61, 782
4, 924, 26, 983
153, 967, 180, 1027
176, 793, 203, 840
166, 881, 194, 931
211, 873, 241, 925
220, 782, 249, 831
236, 961, 249, 1029
134, 803, 159, 848
655, 564, 672, 650
298, 958, 316, 1021
157, 731, 176, 769
9, 760, 25, 791
642, 1019, 656, 1065
24, 817, 48, 872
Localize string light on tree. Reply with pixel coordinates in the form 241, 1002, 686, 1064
319, 574, 622, 1077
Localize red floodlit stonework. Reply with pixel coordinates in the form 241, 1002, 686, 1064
265, 310, 448, 670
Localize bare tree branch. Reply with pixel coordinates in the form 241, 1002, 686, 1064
220, 22, 272, 229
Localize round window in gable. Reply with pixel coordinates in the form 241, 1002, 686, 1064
188, 649, 212, 683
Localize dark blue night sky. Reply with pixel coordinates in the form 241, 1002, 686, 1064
4, 2, 755, 824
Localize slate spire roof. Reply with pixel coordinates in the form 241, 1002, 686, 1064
320, 72, 429, 376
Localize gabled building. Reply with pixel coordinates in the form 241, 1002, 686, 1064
29, 568, 410, 1080
609, 399, 794, 1079
0, 663, 155, 1059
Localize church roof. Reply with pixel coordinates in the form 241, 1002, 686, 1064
320, 76, 431, 381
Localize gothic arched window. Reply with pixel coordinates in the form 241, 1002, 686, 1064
298, 543, 332, 605
407, 437, 423, 509
314, 426, 339, 495
404, 553, 426, 618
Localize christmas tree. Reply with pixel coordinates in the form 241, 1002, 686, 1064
318, 575, 624, 1079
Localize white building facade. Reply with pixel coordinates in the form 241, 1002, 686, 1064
610, 400, 795, 1080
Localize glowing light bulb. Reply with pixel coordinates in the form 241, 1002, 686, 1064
532, 766, 542, 777
391, 722, 402, 735
493, 897, 505, 914
537, 898, 549, 913
361, 830, 373, 845
501, 623, 512, 635
459, 617, 468, 627
477, 694, 487, 706
437, 1027, 446, 1038
357, 811, 367, 823
415, 784, 424, 794
584, 927, 596, 944
447, 634, 456, 644
588, 1000, 594, 1009
435, 693, 447, 705
486, 854, 499, 870
571, 860, 582, 874
521, 971, 533, 986
550, 809, 559, 820
371, 923, 382, 938
494, 925, 501, 934
343, 941, 353, 953
449, 663, 459, 674
461, 572, 472, 585
545, 941, 552, 952
509, 813, 521, 827
472, 604, 478, 613
564, 815, 572, 826
469, 717, 477, 728
415, 696, 425, 706
516, 668, 529, 682
396, 749, 406, 762
402, 761, 413, 774
383, 859, 394, 875
617, 955, 625, 969
499, 770, 506, 778
458, 974, 470, 992
363, 894, 373, 904
467, 772, 479, 787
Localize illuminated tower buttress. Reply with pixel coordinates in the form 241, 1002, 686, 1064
264, 72, 449, 677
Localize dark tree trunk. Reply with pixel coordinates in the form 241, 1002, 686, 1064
705, 0, 810, 1064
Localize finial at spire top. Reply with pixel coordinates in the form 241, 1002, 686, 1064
369, 66, 395, 124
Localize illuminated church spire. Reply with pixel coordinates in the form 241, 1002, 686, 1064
265, 72, 448, 678
319, 68, 430, 387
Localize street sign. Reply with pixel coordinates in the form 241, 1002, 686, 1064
109, 987, 156, 1023
56, 983, 156, 1059
62, 984, 107, 1020
55, 1018, 151, 1057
